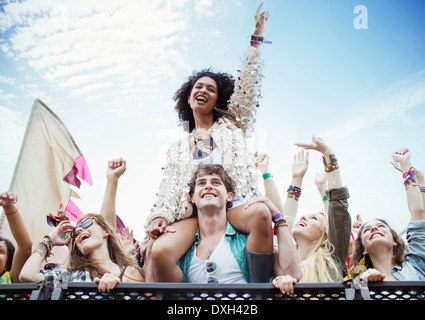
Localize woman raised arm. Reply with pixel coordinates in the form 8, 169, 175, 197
0, 192, 32, 283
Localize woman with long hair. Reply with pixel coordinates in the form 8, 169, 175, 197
292, 211, 345, 283
352, 148, 425, 282
19, 213, 144, 292
269, 137, 351, 294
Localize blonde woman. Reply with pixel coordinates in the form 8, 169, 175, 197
270, 137, 351, 294
292, 211, 346, 283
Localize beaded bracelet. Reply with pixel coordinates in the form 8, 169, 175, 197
403, 167, 418, 190
419, 185, 425, 193
287, 185, 301, 199
287, 193, 299, 201
288, 185, 301, 192
323, 154, 339, 172
403, 167, 416, 181
405, 182, 419, 190
40, 235, 53, 260
43, 235, 53, 250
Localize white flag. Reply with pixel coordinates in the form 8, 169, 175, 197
0, 99, 92, 265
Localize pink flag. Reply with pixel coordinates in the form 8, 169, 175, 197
75, 155, 93, 186
65, 198, 84, 222
64, 155, 93, 188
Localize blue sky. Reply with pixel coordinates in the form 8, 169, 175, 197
1, 0, 424, 240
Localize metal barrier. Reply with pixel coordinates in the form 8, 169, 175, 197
1, 280, 425, 300
51, 282, 348, 301
0, 283, 48, 300
52, 280, 425, 301
367, 281, 425, 300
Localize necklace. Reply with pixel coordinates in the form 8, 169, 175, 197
193, 131, 214, 158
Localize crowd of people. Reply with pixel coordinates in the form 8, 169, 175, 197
1, 3, 425, 296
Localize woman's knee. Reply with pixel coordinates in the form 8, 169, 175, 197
150, 218, 198, 264
245, 202, 272, 227
150, 235, 175, 265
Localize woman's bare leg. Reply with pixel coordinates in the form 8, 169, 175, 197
227, 202, 273, 253
149, 217, 199, 282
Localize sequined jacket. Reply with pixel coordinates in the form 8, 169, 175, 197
146, 46, 264, 226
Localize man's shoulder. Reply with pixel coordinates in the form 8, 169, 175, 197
225, 221, 248, 239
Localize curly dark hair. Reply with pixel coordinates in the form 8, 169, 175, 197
353, 219, 406, 270
173, 68, 235, 132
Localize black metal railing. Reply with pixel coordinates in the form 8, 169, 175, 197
1, 280, 424, 301
0, 283, 49, 300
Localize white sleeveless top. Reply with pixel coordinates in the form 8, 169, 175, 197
187, 235, 247, 284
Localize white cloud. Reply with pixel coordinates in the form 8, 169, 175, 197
0, 89, 16, 105
0, 0, 236, 113
70, 81, 114, 97
323, 69, 425, 142
195, 0, 214, 17
0, 0, 195, 104
0, 106, 27, 191
0, 41, 13, 58
0, 75, 15, 86
0, 0, 235, 223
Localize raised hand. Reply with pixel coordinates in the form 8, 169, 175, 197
0, 191, 17, 208
48, 201, 69, 222
294, 135, 332, 156
49, 220, 74, 246
391, 148, 412, 173
120, 227, 139, 255
292, 149, 309, 179
352, 214, 363, 233
253, 151, 270, 174
106, 158, 127, 180
254, 2, 270, 36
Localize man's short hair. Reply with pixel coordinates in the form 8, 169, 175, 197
188, 164, 236, 212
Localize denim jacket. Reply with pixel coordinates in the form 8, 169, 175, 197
392, 219, 425, 280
